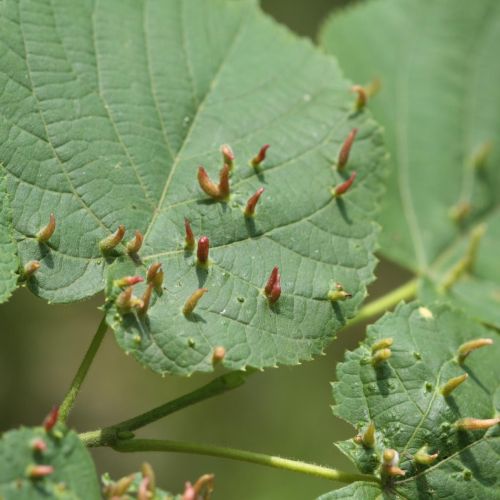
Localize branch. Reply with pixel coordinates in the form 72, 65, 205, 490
79, 370, 253, 447
345, 278, 418, 329
59, 316, 108, 423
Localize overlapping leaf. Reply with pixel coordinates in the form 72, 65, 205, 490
0, 425, 100, 499
0, 0, 386, 373
321, 0, 500, 327
320, 302, 499, 498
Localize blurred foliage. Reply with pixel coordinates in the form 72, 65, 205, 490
0, 1, 406, 499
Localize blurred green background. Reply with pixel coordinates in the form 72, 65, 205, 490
0, 1, 409, 499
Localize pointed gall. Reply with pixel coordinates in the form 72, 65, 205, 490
198, 166, 221, 199
352, 84, 367, 110
126, 230, 143, 254
440, 373, 468, 397
212, 346, 226, 365
337, 129, 358, 170
191, 474, 215, 499
37, 213, 56, 243
27, 464, 54, 479
457, 338, 493, 363
99, 225, 125, 252
139, 283, 154, 316
333, 172, 357, 197
382, 449, 405, 477
264, 267, 279, 296
251, 144, 270, 167
110, 475, 135, 496
197, 236, 210, 265
220, 144, 235, 170
31, 438, 48, 453
141, 462, 156, 493
137, 477, 150, 500
327, 283, 352, 302
244, 187, 264, 217
414, 445, 439, 465
361, 422, 376, 448
146, 262, 164, 291
43, 406, 59, 432
372, 348, 391, 366
183, 482, 196, 500
183, 288, 208, 316
116, 287, 143, 312
455, 417, 500, 431
371, 338, 393, 353
114, 276, 144, 288
218, 164, 231, 199
184, 218, 195, 250
23, 260, 41, 278
264, 266, 281, 303
470, 140, 493, 169
449, 201, 471, 223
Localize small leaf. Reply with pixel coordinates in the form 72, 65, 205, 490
323, 302, 499, 498
0, 425, 100, 499
321, 0, 500, 327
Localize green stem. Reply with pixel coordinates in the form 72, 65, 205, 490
113, 438, 380, 485
59, 316, 108, 423
79, 370, 252, 447
346, 278, 418, 329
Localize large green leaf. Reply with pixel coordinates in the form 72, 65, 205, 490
321, 0, 500, 327
0, 425, 100, 499
0, 0, 386, 374
0, 165, 18, 303
321, 302, 499, 498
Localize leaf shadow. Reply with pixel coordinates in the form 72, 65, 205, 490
455, 431, 495, 486
335, 198, 352, 224
330, 301, 346, 324
36, 242, 55, 269
462, 365, 490, 394
185, 312, 207, 324
196, 265, 209, 287
244, 216, 264, 238
374, 362, 392, 396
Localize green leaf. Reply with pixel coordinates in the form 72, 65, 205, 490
321, 0, 500, 326
0, 165, 19, 303
318, 481, 381, 500
0, 0, 386, 373
324, 302, 499, 498
0, 425, 100, 499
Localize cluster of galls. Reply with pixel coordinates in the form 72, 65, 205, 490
104, 462, 158, 500
356, 335, 498, 484
197, 143, 268, 216
104, 465, 214, 500
23, 406, 60, 480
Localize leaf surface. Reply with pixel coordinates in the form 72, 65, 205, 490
321, 0, 500, 327
0, 0, 386, 373
0, 166, 18, 303
318, 482, 381, 500
0, 425, 100, 499
322, 302, 499, 498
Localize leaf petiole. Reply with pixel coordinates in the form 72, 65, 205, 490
112, 438, 381, 486
59, 316, 108, 423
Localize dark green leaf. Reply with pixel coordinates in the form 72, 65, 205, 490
324, 302, 499, 498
